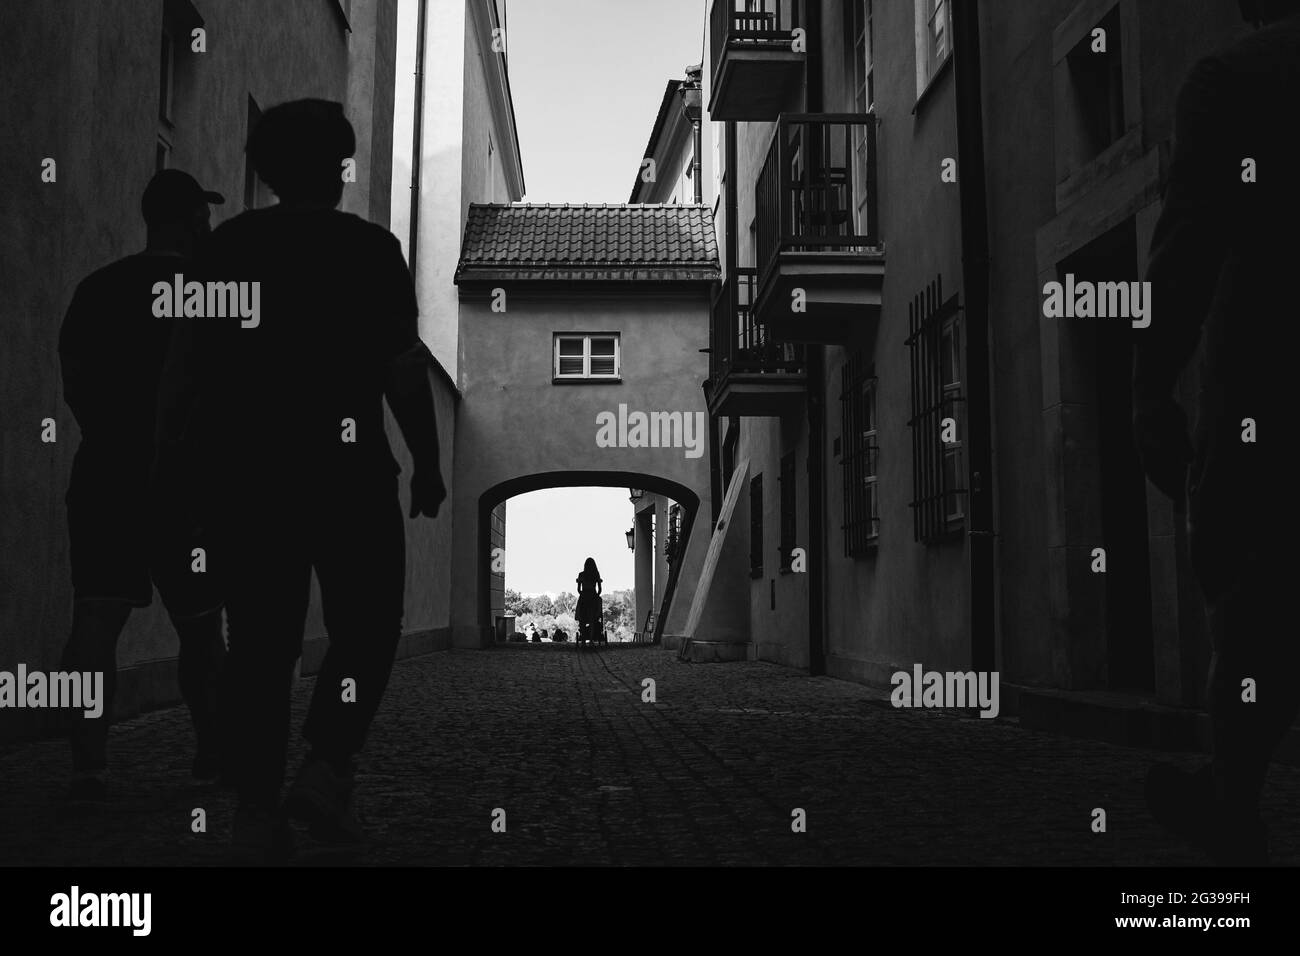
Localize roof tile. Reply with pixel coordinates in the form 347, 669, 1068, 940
456, 203, 720, 280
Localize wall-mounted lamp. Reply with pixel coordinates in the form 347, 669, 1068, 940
629, 488, 645, 504
626, 527, 636, 550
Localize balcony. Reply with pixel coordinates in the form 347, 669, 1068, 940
753, 114, 886, 345
707, 266, 807, 418
708, 0, 804, 121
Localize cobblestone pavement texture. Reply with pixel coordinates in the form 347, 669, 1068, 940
2, 644, 1296, 866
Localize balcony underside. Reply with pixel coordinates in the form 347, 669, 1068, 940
708, 372, 807, 418
753, 252, 886, 344
708, 48, 804, 121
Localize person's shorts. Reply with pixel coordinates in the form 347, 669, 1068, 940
67, 472, 220, 619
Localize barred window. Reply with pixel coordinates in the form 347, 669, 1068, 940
778, 452, 796, 570
906, 275, 966, 542
749, 474, 764, 579
840, 351, 879, 556
665, 502, 683, 564
940, 316, 964, 522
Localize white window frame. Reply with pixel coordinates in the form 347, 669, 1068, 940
853, 1, 874, 113
914, 0, 951, 99
852, 1, 874, 237
554, 333, 621, 381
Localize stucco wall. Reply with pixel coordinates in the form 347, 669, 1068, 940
451, 287, 714, 648
980, 0, 1247, 692
714, 0, 968, 680
821, 0, 967, 681
462, 12, 514, 209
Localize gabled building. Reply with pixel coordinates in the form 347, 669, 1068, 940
452, 203, 721, 647
629, 65, 710, 206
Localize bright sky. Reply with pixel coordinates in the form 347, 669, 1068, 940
507, 0, 707, 201
505, 488, 635, 594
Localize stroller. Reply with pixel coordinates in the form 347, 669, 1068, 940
576, 592, 606, 647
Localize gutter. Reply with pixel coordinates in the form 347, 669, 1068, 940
408, 0, 429, 268
805, 0, 826, 675
952, 0, 996, 672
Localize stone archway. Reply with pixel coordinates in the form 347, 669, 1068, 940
476, 471, 701, 646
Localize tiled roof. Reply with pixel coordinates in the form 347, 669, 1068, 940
455, 203, 720, 283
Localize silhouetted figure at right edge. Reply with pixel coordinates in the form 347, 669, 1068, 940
1134, 0, 1300, 865
159, 99, 445, 862
576, 557, 603, 645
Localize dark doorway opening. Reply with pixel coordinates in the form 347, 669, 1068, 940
1059, 218, 1155, 693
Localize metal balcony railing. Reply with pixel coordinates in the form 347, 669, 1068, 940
754, 114, 879, 292
709, 0, 800, 92
709, 266, 806, 387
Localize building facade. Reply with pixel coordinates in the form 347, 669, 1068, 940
452, 203, 720, 648
698, 0, 1255, 735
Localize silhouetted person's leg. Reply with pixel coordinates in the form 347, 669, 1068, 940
170, 609, 227, 780
61, 599, 131, 785
1206, 551, 1300, 816
286, 486, 404, 843
152, 479, 228, 782
222, 513, 311, 859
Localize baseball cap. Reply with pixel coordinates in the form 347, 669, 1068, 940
141, 169, 225, 224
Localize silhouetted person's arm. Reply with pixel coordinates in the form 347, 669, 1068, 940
1133, 56, 1236, 503
385, 342, 445, 518
58, 282, 107, 436
374, 231, 444, 519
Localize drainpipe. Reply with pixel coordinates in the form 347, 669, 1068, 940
692, 122, 704, 205
681, 65, 704, 205
714, 119, 736, 526
952, 0, 996, 673
408, 0, 429, 266
805, 0, 826, 676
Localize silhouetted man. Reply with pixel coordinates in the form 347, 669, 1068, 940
161, 99, 445, 861
58, 169, 228, 805
1135, 0, 1300, 865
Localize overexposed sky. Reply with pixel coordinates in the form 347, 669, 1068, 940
504, 487, 635, 594
507, 0, 706, 201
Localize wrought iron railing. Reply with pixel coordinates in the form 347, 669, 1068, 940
709, 0, 800, 93
755, 113, 879, 294
709, 266, 806, 388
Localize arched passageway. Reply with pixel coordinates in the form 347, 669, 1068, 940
477, 471, 700, 646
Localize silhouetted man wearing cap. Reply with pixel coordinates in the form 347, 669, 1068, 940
1135, 0, 1300, 865
160, 99, 445, 860
58, 169, 229, 806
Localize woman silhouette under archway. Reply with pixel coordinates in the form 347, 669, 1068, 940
575, 557, 603, 645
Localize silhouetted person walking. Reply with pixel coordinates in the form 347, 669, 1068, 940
159, 99, 445, 861
1134, 0, 1300, 865
58, 169, 228, 805
576, 558, 603, 645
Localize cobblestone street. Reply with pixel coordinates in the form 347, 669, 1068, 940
2, 644, 1297, 866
